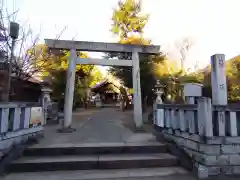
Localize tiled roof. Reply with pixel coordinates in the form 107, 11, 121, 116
91, 79, 108, 90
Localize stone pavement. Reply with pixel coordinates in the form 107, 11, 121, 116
37, 108, 156, 147
3, 168, 191, 180
105, 176, 240, 180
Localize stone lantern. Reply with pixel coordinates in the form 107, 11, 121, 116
95, 93, 102, 108
154, 80, 165, 104
40, 81, 52, 124
153, 80, 165, 127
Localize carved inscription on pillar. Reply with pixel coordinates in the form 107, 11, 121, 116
219, 111, 225, 124
219, 59, 224, 67
218, 111, 226, 136
211, 54, 227, 105
219, 84, 225, 90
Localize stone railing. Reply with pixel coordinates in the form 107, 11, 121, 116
0, 102, 44, 172
153, 97, 240, 178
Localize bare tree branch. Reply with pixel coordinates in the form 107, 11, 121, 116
0, 1, 68, 80
175, 37, 194, 72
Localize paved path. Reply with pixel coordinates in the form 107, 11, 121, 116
37, 108, 156, 147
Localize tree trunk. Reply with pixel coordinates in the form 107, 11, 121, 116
0, 71, 9, 102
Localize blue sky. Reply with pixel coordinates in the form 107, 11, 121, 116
7, 0, 240, 70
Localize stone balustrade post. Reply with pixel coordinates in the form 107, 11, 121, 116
197, 97, 213, 137
183, 83, 203, 134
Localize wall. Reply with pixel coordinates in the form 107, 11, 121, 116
0, 127, 43, 173
0, 103, 44, 173
153, 99, 240, 178
158, 128, 240, 177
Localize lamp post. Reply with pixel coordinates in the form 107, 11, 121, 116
5, 22, 19, 102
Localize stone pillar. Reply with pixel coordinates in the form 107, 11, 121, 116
210, 54, 227, 105
197, 97, 213, 137
132, 50, 143, 128
59, 48, 77, 133
211, 54, 227, 136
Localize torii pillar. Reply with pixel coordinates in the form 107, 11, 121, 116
58, 49, 77, 133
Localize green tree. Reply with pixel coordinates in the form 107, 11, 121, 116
50, 66, 104, 108
27, 44, 104, 106
108, 0, 166, 106
26, 44, 93, 78
197, 56, 240, 101
225, 56, 240, 101
111, 0, 149, 39
86, 67, 104, 87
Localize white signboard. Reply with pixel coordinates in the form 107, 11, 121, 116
183, 83, 203, 97
30, 107, 44, 126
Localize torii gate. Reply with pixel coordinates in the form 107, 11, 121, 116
45, 39, 160, 132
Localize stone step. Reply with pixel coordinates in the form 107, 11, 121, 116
23, 142, 167, 156
8, 153, 179, 172
3, 167, 190, 180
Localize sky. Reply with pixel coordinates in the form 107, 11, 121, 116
6, 0, 240, 71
